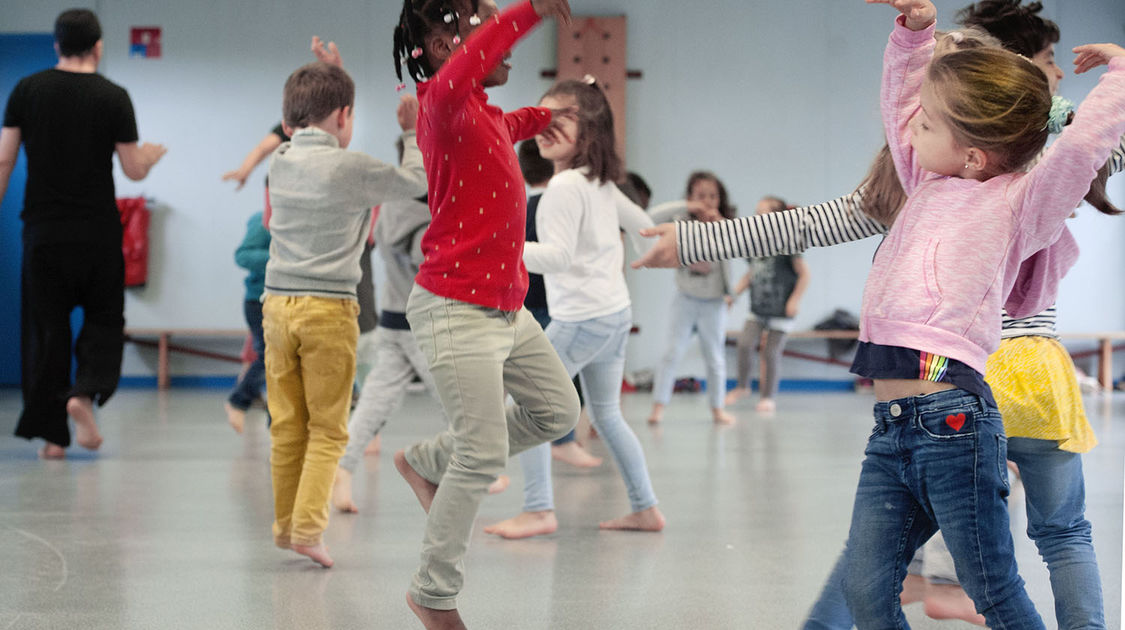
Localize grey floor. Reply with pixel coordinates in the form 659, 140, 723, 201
0, 387, 1121, 630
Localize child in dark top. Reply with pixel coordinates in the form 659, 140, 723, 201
725, 196, 810, 414
390, 1, 576, 627
225, 211, 270, 433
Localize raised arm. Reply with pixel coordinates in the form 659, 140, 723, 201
1012, 50, 1125, 249
880, 13, 936, 195
222, 129, 284, 190
116, 140, 167, 181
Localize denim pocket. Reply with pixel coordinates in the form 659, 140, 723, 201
917, 406, 977, 440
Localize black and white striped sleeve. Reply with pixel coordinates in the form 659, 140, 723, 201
676, 190, 888, 265
1109, 134, 1125, 175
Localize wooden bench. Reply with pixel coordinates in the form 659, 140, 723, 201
726, 329, 1125, 389
124, 328, 248, 390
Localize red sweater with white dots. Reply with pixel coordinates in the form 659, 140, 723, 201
414, 1, 552, 311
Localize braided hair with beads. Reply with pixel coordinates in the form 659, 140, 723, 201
393, 0, 480, 86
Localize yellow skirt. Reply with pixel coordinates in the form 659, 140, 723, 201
985, 336, 1097, 453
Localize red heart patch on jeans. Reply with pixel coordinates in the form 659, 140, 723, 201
946, 413, 966, 431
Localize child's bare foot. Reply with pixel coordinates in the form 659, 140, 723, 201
292, 542, 334, 568
224, 402, 246, 434
755, 398, 776, 414
923, 583, 986, 626
406, 592, 467, 630
900, 573, 926, 606
395, 450, 437, 513
67, 396, 102, 450
551, 441, 602, 468
487, 474, 510, 495
364, 434, 382, 456
647, 404, 664, 425
39, 442, 66, 459
332, 468, 359, 513
599, 505, 666, 532
724, 387, 750, 406
483, 510, 558, 539
711, 407, 736, 425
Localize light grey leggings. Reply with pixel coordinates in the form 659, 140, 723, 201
735, 318, 788, 399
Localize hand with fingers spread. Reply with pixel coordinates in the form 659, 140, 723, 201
865, 0, 936, 31
531, 0, 572, 27
1073, 43, 1125, 74
630, 223, 680, 269
540, 106, 578, 145
311, 35, 343, 67
397, 94, 419, 131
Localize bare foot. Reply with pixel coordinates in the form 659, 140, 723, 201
1007, 460, 1020, 481
483, 510, 558, 539
395, 450, 437, 513
224, 402, 246, 434
406, 592, 467, 630
39, 443, 66, 459
364, 434, 382, 456
900, 573, 926, 606
711, 407, 736, 425
724, 387, 751, 406
755, 398, 776, 414
487, 474, 510, 495
332, 468, 359, 513
551, 441, 602, 468
292, 542, 334, 568
647, 404, 664, 425
67, 396, 102, 450
923, 583, 986, 626
599, 505, 666, 532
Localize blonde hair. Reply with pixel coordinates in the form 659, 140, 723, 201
926, 46, 1051, 176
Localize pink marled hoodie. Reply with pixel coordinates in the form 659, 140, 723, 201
860, 17, 1125, 375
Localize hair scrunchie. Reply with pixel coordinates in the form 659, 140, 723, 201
1047, 95, 1075, 134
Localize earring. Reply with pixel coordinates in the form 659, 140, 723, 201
452, 35, 461, 45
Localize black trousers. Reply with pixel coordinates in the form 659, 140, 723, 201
16, 237, 125, 447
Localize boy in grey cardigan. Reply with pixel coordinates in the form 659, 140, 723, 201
263, 61, 426, 568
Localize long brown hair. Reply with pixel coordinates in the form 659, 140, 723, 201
685, 171, 736, 220
541, 79, 623, 185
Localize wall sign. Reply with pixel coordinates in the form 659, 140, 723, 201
129, 27, 162, 58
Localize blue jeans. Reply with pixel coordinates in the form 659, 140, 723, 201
528, 306, 580, 447
805, 436, 1102, 630
1007, 437, 1104, 630
519, 307, 657, 514
228, 299, 266, 411
843, 389, 1043, 629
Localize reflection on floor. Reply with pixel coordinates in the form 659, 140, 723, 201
0, 388, 1120, 629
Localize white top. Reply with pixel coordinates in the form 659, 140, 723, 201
523, 168, 654, 322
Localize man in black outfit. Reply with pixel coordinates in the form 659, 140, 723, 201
0, 9, 166, 458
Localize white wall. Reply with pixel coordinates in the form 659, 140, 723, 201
3, 0, 1123, 381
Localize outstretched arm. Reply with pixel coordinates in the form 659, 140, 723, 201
222, 131, 283, 190
117, 140, 168, 181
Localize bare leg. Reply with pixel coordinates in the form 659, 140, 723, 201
67, 395, 102, 450
483, 510, 559, 539
364, 433, 382, 456
396, 450, 437, 514
332, 467, 359, 513
647, 403, 664, 425
292, 543, 334, 568
406, 592, 467, 630
487, 474, 510, 494
551, 441, 602, 468
224, 402, 246, 434
923, 583, 987, 626
599, 505, 666, 532
711, 407, 735, 425
901, 573, 926, 606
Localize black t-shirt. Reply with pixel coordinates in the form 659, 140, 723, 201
271, 123, 291, 143
3, 69, 138, 242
